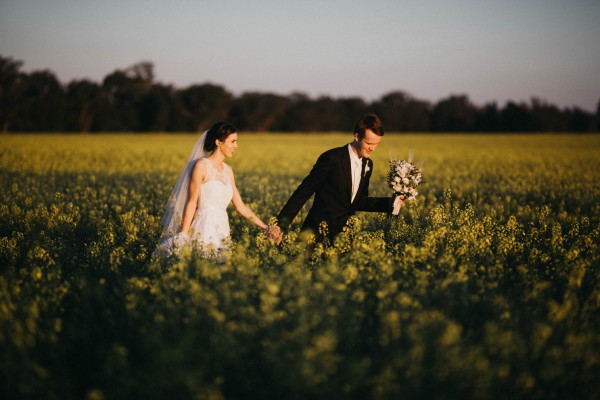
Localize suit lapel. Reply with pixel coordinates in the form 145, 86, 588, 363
341, 146, 353, 203
357, 158, 370, 195
360, 158, 367, 179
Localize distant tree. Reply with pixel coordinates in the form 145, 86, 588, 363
275, 93, 319, 132
101, 71, 138, 131
567, 107, 596, 132
178, 83, 233, 132
276, 93, 352, 132
138, 83, 179, 132
372, 91, 430, 132
596, 99, 600, 131
65, 79, 103, 132
335, 97, 369, 132
474, 103, 501, 132
101, 61, 155, 131
128, 61, 154, 84
500, 101, 534, 132
0, 55, 27, 132
529, 97, 568, 131
2, 55, 597, 133
311, 96, 341, 131
228, 92, 290, 131
22, 70, 66, 131
430, 95, 477, 132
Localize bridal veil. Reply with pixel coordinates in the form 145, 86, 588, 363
159, 131, 208, 239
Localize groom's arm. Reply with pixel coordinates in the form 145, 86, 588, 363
354, 187, 390, 212
355, 194, 390, 213
276, 151, 331, 230
354, 160, 392, 213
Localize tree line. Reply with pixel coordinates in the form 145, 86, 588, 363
2, 55, 598, 133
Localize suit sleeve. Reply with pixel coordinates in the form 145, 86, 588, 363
354, 159, 392, 213
276, 151, 331, 229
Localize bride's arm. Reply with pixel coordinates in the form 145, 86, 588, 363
181, 160, 207, 235
229, 167, 268, 230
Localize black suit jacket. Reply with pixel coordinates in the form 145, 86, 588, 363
277, 145, 390, 240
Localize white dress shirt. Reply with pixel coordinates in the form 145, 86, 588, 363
348, 144, 363, 203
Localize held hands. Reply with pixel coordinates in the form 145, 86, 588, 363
265, 225, 283, 244
392, 194, 405, 216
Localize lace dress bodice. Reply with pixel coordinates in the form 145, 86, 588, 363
196, 159, 233, 215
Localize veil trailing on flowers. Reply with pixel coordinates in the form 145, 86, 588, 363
160, 131, 208, 239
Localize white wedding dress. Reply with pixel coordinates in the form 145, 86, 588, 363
155, 158, 233, 259
189, 159, 233, 249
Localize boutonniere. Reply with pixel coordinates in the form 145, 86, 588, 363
364, 163, 371, 177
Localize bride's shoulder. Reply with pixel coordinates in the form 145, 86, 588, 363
195, 157, 210, 167
191, 158, 209, 175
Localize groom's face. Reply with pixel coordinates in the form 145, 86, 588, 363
354, 129, 382, 158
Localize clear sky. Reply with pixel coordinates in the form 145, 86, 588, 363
1, 0, 599, 111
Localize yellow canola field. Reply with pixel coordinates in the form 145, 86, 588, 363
1, 133, 599, 399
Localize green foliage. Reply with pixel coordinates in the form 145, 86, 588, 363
1, 134, 599, 399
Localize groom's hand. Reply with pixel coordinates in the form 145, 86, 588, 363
391, 194, 405, 215
266, 225, 283, 244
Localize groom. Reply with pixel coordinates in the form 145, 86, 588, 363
276, 113, 401, 243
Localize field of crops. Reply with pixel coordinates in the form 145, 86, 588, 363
1, 133, 599, 399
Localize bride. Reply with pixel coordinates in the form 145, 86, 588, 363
155, 121, 280, 260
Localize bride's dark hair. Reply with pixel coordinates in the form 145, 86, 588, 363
204, 122, 237, 153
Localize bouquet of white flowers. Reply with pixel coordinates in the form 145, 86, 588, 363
387, 156, 424, 215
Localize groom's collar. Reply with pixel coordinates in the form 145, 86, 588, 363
347, 143, 362, 163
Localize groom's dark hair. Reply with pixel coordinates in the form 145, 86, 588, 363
204, 121, 237, 153
354, 113, 384, 138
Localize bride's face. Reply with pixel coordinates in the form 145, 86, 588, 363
217, 133, 238, 158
